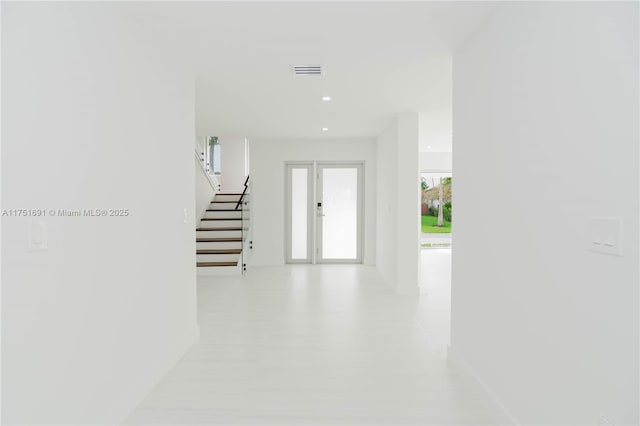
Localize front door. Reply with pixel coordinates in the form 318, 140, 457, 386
285, 162, 363, 263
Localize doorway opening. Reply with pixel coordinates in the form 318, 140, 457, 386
419, 172, 452, 350
421, 173, 452, 248
285, 162, 364, 264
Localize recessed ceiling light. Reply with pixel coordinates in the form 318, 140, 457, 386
322, 96, 331, 101
322, 127, 329, 132
427, 145, 432, 149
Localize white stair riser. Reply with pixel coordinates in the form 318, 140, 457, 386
214, 195, 243, 202
208, 203, 239, 210
199, 219, 242, 228
197, 241, 242, 250
196, 253, 240, 263
197, 264, 242, 276
197, 230, 242, 238
203, 211, 242, 219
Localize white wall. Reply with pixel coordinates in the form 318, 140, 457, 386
2, 3, 198, 424
376, 121, 399, 290
376, 113, 421, 295
250, 139, 376, 266
451, 2, 639, 425
418, 58, 453, 153
220, 136, 247, 192
419, 151, 452, 172
195, 155, 218, 219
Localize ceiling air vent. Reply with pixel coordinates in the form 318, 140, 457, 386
292, 65, 324, 76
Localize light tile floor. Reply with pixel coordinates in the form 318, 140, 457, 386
418, 248, 453, 352
125, 258, 509, 425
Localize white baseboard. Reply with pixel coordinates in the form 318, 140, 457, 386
447, 345, 520, 425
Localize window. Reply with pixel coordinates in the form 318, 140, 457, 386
207, 136, 221, 175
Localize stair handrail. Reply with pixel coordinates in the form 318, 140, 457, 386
235, 175, 250, 211
238, 175, 251, 274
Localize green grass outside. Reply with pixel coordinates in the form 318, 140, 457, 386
421, 215, 451, 234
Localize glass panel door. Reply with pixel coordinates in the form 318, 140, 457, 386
317, 164, 362, 263
285, 162, 362, 264
285, 164, 313, 263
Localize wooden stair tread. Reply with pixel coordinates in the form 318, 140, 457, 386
200, 218, 241, 221
197, 249, 242, 254
197, 261, 238, 267
197, 227, 242, 231
196, 237, 242, 242
205, 209, 241, 212
210, 201, 238, 203
216, 193, 243, 195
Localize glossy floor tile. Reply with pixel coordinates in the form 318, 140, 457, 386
125, 262, 509, 425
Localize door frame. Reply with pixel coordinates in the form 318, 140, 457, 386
284, 161, 364, 264
284, 162, 314, 263
315, 162, 364, 264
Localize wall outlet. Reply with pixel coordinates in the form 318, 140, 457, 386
183, 208, 188, 224
588, 217, 622, 256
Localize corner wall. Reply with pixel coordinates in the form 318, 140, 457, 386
451, 2, 639, 424
376, 113, 421, 295
2, 3, 198, 424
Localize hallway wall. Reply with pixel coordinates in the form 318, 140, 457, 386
376, 114, 421, 295
2, 3, 198, 424
220, 136, 247, 193
375, 121, 399, 290
249, 138, 376, 266
451, 2, 639, 424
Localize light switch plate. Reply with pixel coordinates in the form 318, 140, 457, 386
588, 217, 622, 256
28, 219, 48, 251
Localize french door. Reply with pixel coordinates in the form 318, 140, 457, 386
285, 162, 363, 263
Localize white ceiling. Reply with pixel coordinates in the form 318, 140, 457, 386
126, 2, 496, 151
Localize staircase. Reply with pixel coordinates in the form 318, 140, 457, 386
196, 192, 245, 274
